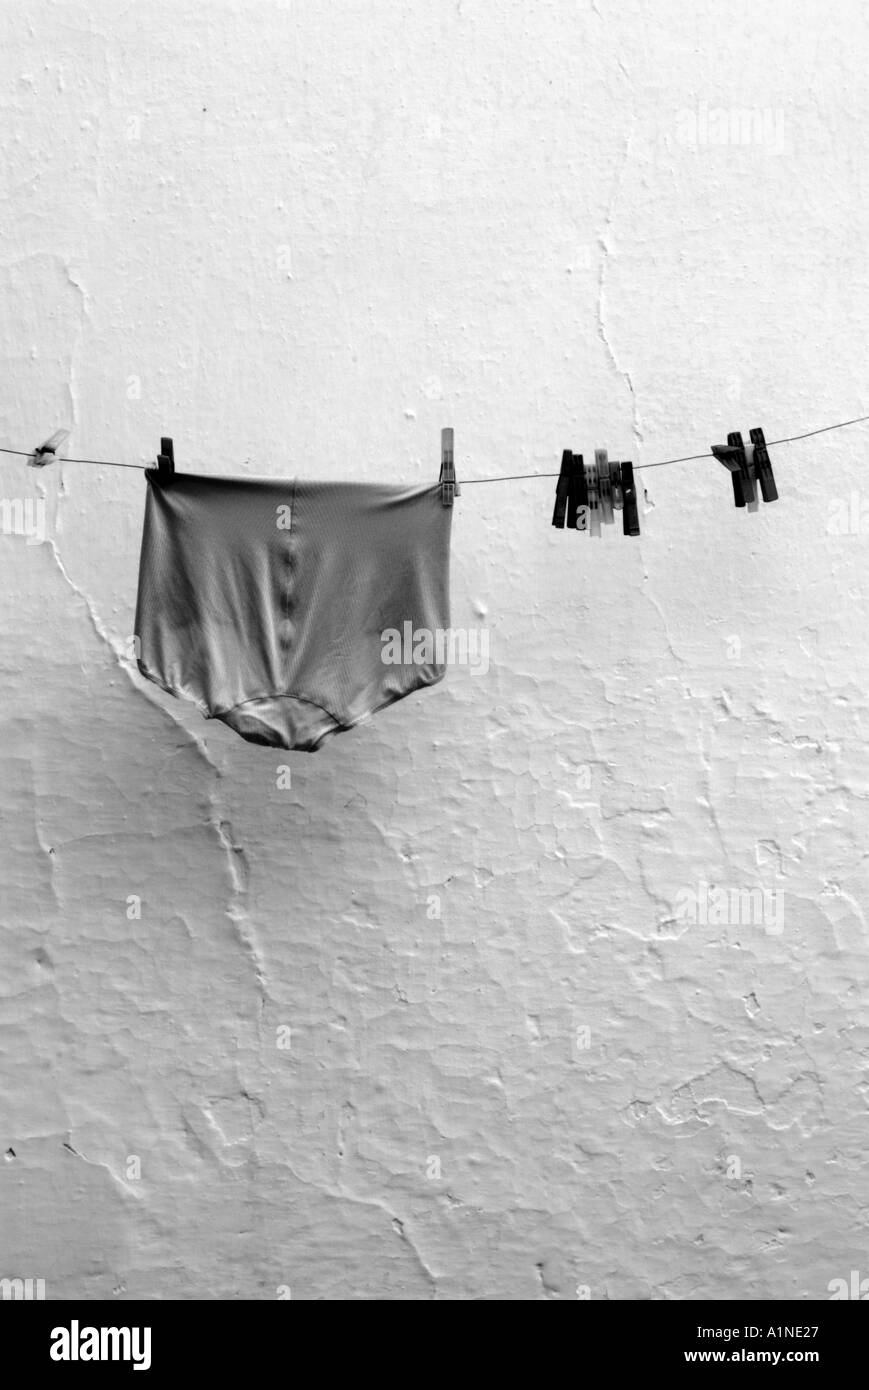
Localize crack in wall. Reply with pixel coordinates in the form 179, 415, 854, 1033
42, 525, 220, 773
62, 1136, 143, 1196
278, 1154, 439, 1293
214, 816, 272, 1030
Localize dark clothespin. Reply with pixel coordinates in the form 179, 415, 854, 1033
730, 431, 758, 509
712, 432, 755, 507
552, 449, 572, 528
749, 427, 779, 502
29, 429, 70, 468
152, 436, 175, 480
619, 461, 641, 536
571, 452, 588, 529
552, 450, 587, 528
439, 428, 459, 506
711, 436, 747, 507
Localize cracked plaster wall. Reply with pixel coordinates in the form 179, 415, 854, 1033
2, 0, 869, 1300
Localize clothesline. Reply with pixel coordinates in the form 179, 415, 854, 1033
3, 411, 868, 481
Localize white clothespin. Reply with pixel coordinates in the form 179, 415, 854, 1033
743, 440, 759, 512
585, 454, 601, 537
439, 427, 460, 505
596, 447, 614, 525
29, 429, 70, 468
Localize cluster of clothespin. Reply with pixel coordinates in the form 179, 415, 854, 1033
710, 427, 779, 510
552, 449, 641, 536
552, 426, 780, 534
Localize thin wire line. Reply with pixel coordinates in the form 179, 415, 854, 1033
4, 410, 869, 483
767, 413, 869, 446
2, 446, 144, 469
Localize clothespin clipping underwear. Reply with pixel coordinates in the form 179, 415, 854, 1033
439, 428, 459, 506
154, 436, 175, 480
29, 429, 70, 468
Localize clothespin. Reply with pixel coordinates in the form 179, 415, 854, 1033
552, 449, 572, 528
151, 436, 175, 480
619, 461, 641, 536
611, 462, 624, 512
710, 436, 747, 508
585, 454, 602, 537
439, 428, 459, 506
733, 432, 759, 511
554, 451, 588, 529
749, 427, 779, 502
29, 428, 70, 468
596, 448, 614, 526
571, 452, 588, 529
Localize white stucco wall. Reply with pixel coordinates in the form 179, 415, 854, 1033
2, 0, 868, 1300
